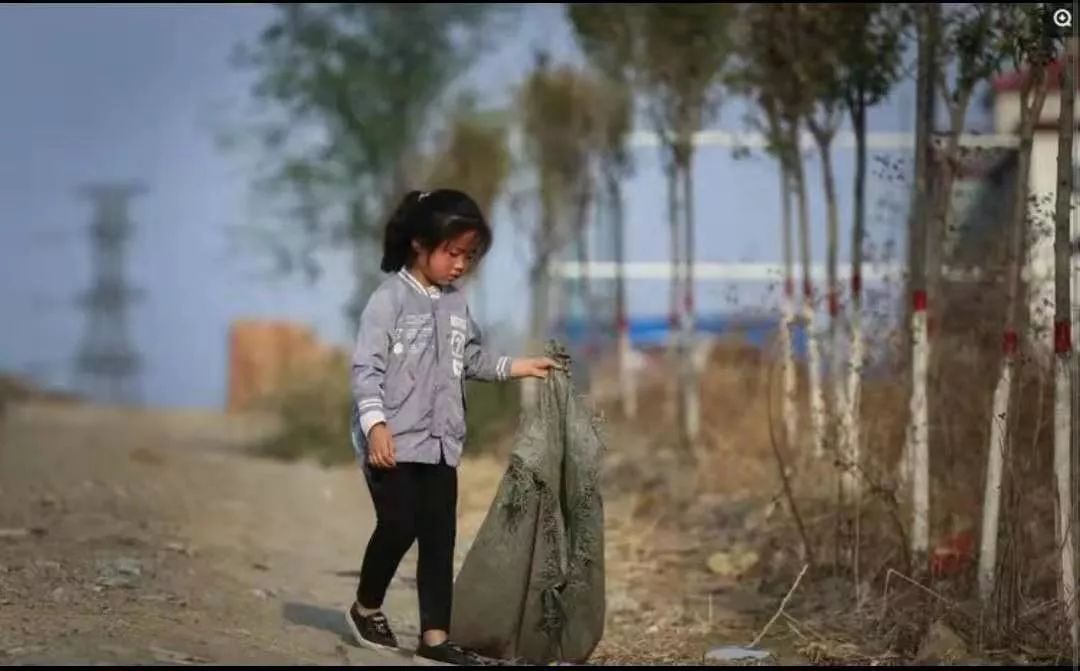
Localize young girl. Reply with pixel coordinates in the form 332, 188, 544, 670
346, 188, 558, 665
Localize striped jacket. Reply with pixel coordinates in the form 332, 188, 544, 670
349, 269, 511, 467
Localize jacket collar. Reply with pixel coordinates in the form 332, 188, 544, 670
398, 269, 442, 299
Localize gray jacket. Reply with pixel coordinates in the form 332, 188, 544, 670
350, 269, 511, 467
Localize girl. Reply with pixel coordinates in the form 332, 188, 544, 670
346, 188, 558, 665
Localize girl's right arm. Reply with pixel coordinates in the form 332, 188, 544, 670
351, 287, 395, 440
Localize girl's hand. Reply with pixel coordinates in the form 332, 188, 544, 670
367, 423, 396, 469
511, 356, 563, 380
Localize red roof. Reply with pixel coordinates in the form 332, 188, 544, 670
992, 59, 1068, 93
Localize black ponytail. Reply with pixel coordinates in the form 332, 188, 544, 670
380, 190, 425, 273
378, 188, 493, 274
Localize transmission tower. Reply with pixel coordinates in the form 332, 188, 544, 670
73, 182, 146, 405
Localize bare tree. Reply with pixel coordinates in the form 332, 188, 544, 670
566, 5, 638, 418
730, 3, 804, 462
833, 2, 906, 504
517, 55, 606, 406
635, 4, 737, 452
1051, 36, 1077, 644
903, 2, 940, 566
978, 4, 1057, 604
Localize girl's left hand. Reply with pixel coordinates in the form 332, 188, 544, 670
511, 356, 563, 380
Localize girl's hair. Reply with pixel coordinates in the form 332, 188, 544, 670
379, 189, 493, 273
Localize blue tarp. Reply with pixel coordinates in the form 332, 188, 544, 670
554, 313, 809, 357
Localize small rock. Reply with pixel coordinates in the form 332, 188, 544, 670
96, 557, 142, 589
251, 588, 276, 600
646, 624, 660, 634
0, 528, 30, 540
50, 587, 65, 602
39, 493, 59, 508
35, 560, 61, 571
707, 548, 759, 577
252, 561, 270, 571
608, 591, 640, 614
704, 646, 773, 663
5, 647, 25, 657
165, 542, 194, 557
917, 620, 968, 663
149, 646, 211, 665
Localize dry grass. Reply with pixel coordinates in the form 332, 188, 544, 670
571, 327, 1076, 665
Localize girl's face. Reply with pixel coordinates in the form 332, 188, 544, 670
412, 230, 480, 287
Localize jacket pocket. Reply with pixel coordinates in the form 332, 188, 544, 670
384, 360, 416, 411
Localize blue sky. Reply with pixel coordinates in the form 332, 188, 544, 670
0, 4, 995, 409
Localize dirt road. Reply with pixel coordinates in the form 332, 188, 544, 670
0, 400, 501, 665
0, 399, 785, 666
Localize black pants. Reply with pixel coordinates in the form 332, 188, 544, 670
356, 456, 458, 634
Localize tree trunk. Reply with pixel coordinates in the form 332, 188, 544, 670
525, 193, 557, 411
780, 161, 799, 453
902, 4, 939, 567
682, 155, 700, 446
814, 126, 845, 460
843, 94, 867, 540
667, 159, 683, 427
574, 179, 594, 360
609, 172, 636, 420
792, 121, 826, 460
978, 66, 1049, 603
1052, 36, 1077, 642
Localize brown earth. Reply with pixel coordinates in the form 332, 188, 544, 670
0, 396, 813, 666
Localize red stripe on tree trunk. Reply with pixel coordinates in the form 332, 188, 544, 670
1003, 330, 1019, 355
828, 290, 840, 317
912, 290, 927, 312
803, 279, 814, 299
851, 273, 862, 297
1055, 321, 1071, 354
784, 277, 794, 298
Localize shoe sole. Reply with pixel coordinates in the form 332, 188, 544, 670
410, 654, 455, 666
344, 610, 398, 654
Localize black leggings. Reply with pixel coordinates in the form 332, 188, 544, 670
356, 457, 458, 633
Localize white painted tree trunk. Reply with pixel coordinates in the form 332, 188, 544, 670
781, 297, 799, 449
1054, 356, 1076, 616
618, 329, 637, 420
1053, 35, 1077, 647
978, 355, 1012, 601
682, 162, 700, 443
779, 165, 798, 451
793, 144, 826, 459
805, 308, 826, 459
842, 311, 864, 500
909, 304, 930, 559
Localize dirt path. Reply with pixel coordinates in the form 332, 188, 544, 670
0, 400, 484, 665
0, 400, 788, 666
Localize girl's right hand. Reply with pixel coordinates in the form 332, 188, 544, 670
367, 423, 396, 469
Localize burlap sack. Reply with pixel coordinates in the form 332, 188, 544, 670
450, 342, 606, 664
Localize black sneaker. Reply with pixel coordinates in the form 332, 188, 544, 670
345, 602, 398, 651
413, 640, 486, 666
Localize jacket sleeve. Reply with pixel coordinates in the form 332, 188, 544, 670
351, 287, 396, 438
463, 306, 511, 382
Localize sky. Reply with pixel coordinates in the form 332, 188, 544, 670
0, 4, 997, 410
